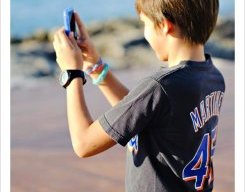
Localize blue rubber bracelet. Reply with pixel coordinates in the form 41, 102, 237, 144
92, 64, 109, 85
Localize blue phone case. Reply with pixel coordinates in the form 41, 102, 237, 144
63, 7, 76, 36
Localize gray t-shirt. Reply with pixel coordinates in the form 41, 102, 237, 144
98, 54, 225, 192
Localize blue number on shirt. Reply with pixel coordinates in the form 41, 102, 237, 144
128, 135, 139, 153
211, 126, 217, 157
208, 126, 218, 184
183, 127, 218, 190
182, 133, 210, 190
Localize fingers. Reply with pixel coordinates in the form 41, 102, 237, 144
53, 27, 80, 50
74, 12, 89, 39
58, 28, 73, 48
53, 32, 60, 56
69, 32, 80, 49
53, 31, 61, 44
53, 28, 74, 60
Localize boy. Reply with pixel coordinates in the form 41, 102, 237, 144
53, 0, 225, 191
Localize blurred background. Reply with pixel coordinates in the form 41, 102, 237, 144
11, 0, 234, 191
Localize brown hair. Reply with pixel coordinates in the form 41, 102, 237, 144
135, 0, 219, 44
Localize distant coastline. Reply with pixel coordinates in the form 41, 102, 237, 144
11, 17, 234, 81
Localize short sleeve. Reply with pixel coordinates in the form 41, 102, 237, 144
98, 77, 169, 146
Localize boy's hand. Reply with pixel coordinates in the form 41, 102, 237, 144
53, 28, 83, 71
74, 12, 101, 71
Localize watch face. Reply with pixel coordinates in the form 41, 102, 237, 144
59, 71, 69, 86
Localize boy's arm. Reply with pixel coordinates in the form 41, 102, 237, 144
90, 71, 129, 106
53, 29, 117, 157
75, 13, 129, 106
66, 78, 116, 157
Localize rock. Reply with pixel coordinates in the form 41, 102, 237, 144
124, 37, 148, 49
88, 18, 142, 37
92, 34, 125, 59
10, 17, 235, 81
215, 20, 234, 39
11, 43, 57, 78
124, 46, 163, 68
47, 27, 59, 42
205, 41, 234, 60
17, 40, 43, 53
31, 29, 49, 42
11, 37, 23, 44
207, 19, 234, 60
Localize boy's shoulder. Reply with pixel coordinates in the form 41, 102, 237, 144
150, 64, 185, 83
150, 54, 222, 82
135, 64, 184, 93
150, 55, 224, 94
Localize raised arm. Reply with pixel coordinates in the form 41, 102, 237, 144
74, 13, 129, 106
53, 12, 133, 157
53, 29, 117, 157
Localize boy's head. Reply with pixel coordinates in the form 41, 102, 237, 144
135, 0, 219, 45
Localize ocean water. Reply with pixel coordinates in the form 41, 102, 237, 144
11, 0, 234, 38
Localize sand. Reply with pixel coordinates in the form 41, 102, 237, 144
11, 58, 234, 192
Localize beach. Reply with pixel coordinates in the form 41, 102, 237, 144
11, 16, 234, 191
11, 58, 234, 192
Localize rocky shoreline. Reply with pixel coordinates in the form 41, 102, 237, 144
11, 17, 234, 79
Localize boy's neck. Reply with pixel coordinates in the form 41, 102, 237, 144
167, 41, 205, 68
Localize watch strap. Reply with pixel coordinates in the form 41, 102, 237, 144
64, 70, 86, 88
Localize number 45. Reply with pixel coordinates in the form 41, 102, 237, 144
182, 127, 217, 191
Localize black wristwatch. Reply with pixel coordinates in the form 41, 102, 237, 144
59, 70, 86, 89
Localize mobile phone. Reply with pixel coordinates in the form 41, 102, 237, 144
63, 7, 77, 38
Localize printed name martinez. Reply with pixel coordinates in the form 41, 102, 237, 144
190, 91, 224, 132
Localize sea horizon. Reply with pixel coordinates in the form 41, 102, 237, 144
11, 0, 234, 38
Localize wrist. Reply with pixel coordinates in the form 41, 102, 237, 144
66, 78, 84, 91
59, 70, 86, 89
92, 63, 110, 85
89, 66, 104, 79
85, 57, 104, 79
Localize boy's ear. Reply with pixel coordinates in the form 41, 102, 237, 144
162, 18, 174, 34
